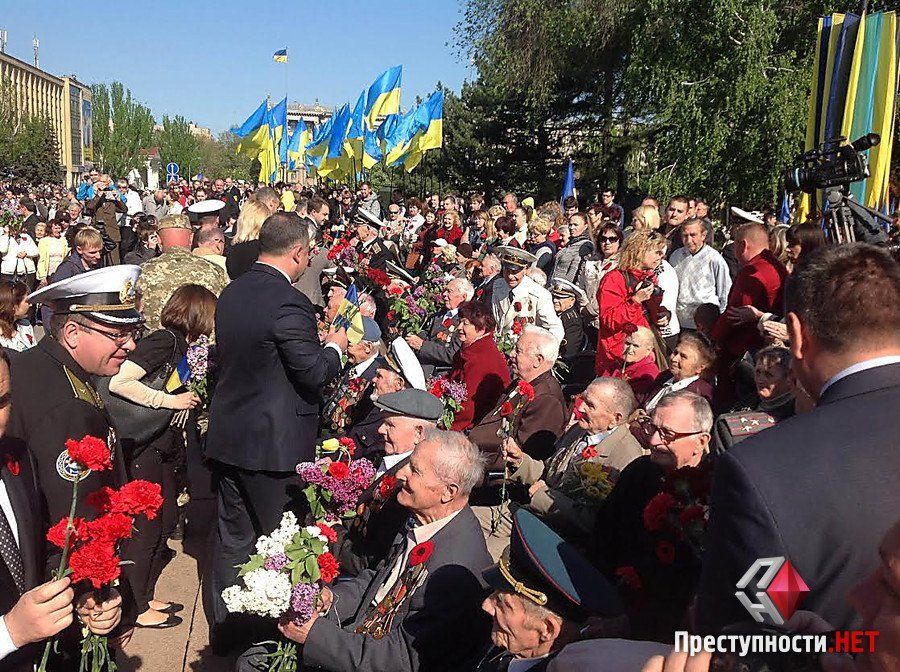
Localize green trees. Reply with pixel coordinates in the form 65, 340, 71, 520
442, 0, 854, 206
196, 132, 255, 183
155, 115, 200, 178
0, 76, 61, 182
91, 81, 154, 177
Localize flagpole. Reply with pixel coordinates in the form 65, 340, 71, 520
283, 47, 288, 183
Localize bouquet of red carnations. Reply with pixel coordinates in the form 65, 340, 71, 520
40, 435, 162, 672
295, 438, 375, 522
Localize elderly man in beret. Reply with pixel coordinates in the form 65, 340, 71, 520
475, 508, 630, 672
333, 388, 443, 575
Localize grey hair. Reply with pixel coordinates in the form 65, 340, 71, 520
450, 277, 475, 301
525, 267, 547, 286
482, 254, 501, 274
655, 389, 714, 432
520, 326, 560, 365
358, 293, 377, 318
421, 428, 487, 496
587, 377, 637, 416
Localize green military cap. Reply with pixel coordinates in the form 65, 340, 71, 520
496, 245, 537, 271
374, 388, 443, 423
157, 213, 192, 230
483, 508, 624, 621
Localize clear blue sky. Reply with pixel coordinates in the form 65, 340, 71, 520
1, 0, 471, 134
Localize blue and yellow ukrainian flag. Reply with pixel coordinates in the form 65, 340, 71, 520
318, 103, 353, 180
165, 355, 192, 393
273, 49, 288, 63
364, 66, 402, 129
402, 90, 443, 171
287, 123, 311, 170
234, 100, 270, 157
332, 284, 365, 345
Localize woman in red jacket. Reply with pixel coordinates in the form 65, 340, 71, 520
447, 300, 510, 431
595, 231, 666, 375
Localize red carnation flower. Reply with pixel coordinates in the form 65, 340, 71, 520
581, 445, 598, 460
338, 437, 356, 457
517, 381, 535, 402
69, 540, 121, 589
66, 435, 112, 472
317, 552, 340, 583
500, 401, 514, 417
614, 565, 643, 590
328, 461, 350, 480
655, 540, 676, 565
83, 513, 134, 544
86, 486, 116, 513
3, 453, 19, 476
409, 541, 434, 567
513, 301, 522, 312
642, 492, 678, 532
387, 310, 397, 321
512, 319, 524, 336
388, 285, 404, 296
429, 380, 445, 398
622, 323, 639, 335
378, 475, 398, 499
366, 268, 390, 288
47, 516, 86, 549
316, 524, 337, 543
112, 480, 163, 520
442, 318, 452, 328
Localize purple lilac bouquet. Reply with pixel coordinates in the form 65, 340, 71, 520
296, 438, 376, 522
386, 264, 451, 337
427, 376, 468, 429
186, 335, 211, 405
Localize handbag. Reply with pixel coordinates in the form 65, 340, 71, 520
97, 330, 180, 446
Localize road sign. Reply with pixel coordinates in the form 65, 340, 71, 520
166, 162, 179, 184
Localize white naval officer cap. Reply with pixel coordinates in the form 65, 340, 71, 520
29, 265, 144, 326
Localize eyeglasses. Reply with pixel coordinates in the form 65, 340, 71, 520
599, 236, 619, 243
78, 323, 142, 346
388, 210, 400, 215
634, 416, 706, 444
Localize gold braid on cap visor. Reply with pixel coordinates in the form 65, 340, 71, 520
498, 556, 548, 606
68, 302, 136, 313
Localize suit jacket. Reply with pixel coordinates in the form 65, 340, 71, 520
512, 424, 647, 539
206, 263, 342, 472
416, 311, 461, 369
468, 370, 567, 466
697, 363, 900, 633
21, 214, 41, 240
332, 455, 410, 576
0, 450, 43, 672
303, 505, 492, 672
346, 405, 386, 462
357, 236, 396, 271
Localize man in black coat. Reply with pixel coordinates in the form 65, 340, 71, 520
697, 243, 900, 633
238, 429, 492, 672
203, 212, 348, 647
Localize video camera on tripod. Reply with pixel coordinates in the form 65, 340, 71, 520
783, 133, 889, 244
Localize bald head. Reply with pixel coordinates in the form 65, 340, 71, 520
736, 222, 771, 264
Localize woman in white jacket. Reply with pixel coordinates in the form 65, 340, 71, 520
0, 226, 39, 289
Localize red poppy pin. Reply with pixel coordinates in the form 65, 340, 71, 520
409, 541, 434, 567
3, 453, 19, 476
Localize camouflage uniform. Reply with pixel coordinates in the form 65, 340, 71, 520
136, 247, 228, 331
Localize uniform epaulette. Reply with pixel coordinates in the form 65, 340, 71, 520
64, 366, 103, 409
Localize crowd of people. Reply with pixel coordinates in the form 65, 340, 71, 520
0, 170, 897, 672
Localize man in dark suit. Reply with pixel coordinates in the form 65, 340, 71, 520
406, 277, 471, 372
238, 429, 492, 672
334, 388, 443, 575
697, 243, 900, 632
474, 253, 502, 305
204, 212, 348, 646
16, 198, 41, 240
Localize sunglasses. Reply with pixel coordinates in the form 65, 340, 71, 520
600, 236, 619, 243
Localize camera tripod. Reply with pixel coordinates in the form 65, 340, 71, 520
822, 187, 890, 245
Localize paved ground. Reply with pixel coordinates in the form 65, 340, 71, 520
120, 496, 237, 672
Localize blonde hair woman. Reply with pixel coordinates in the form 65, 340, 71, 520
595, 231, 666, 375
227, 200, 271, 279
631, 204, 661, 232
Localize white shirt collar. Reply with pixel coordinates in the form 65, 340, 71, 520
255, 260, 293, 284
376, 449, 412, 478
444, 308, 459, 319
352, 354, 378, 378
509, 655, 550, 672
644, 374, 699, 412
409, 508, 462, 545
819, 356, 900, 397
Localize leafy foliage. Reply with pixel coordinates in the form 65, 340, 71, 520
91, 82, 154, 177
9, 116, 62, 183
154, 115, 200, 178
197, 132, 255, 182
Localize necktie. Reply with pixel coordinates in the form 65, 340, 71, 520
0, 492, 25, 594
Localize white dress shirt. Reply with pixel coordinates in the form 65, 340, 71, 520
644, 374, 699, 412
351, 354, 378, 379
375, 449, 413, 479
670, 244, 732, 329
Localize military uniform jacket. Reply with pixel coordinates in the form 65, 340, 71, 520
346, 405, 386, 462
135, 247, 228, 332
491, 275, 565, 342
357, 236, 397, 271
7, 338, 129, 524
331, 455, 409, 576
559, 308, 585, 359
